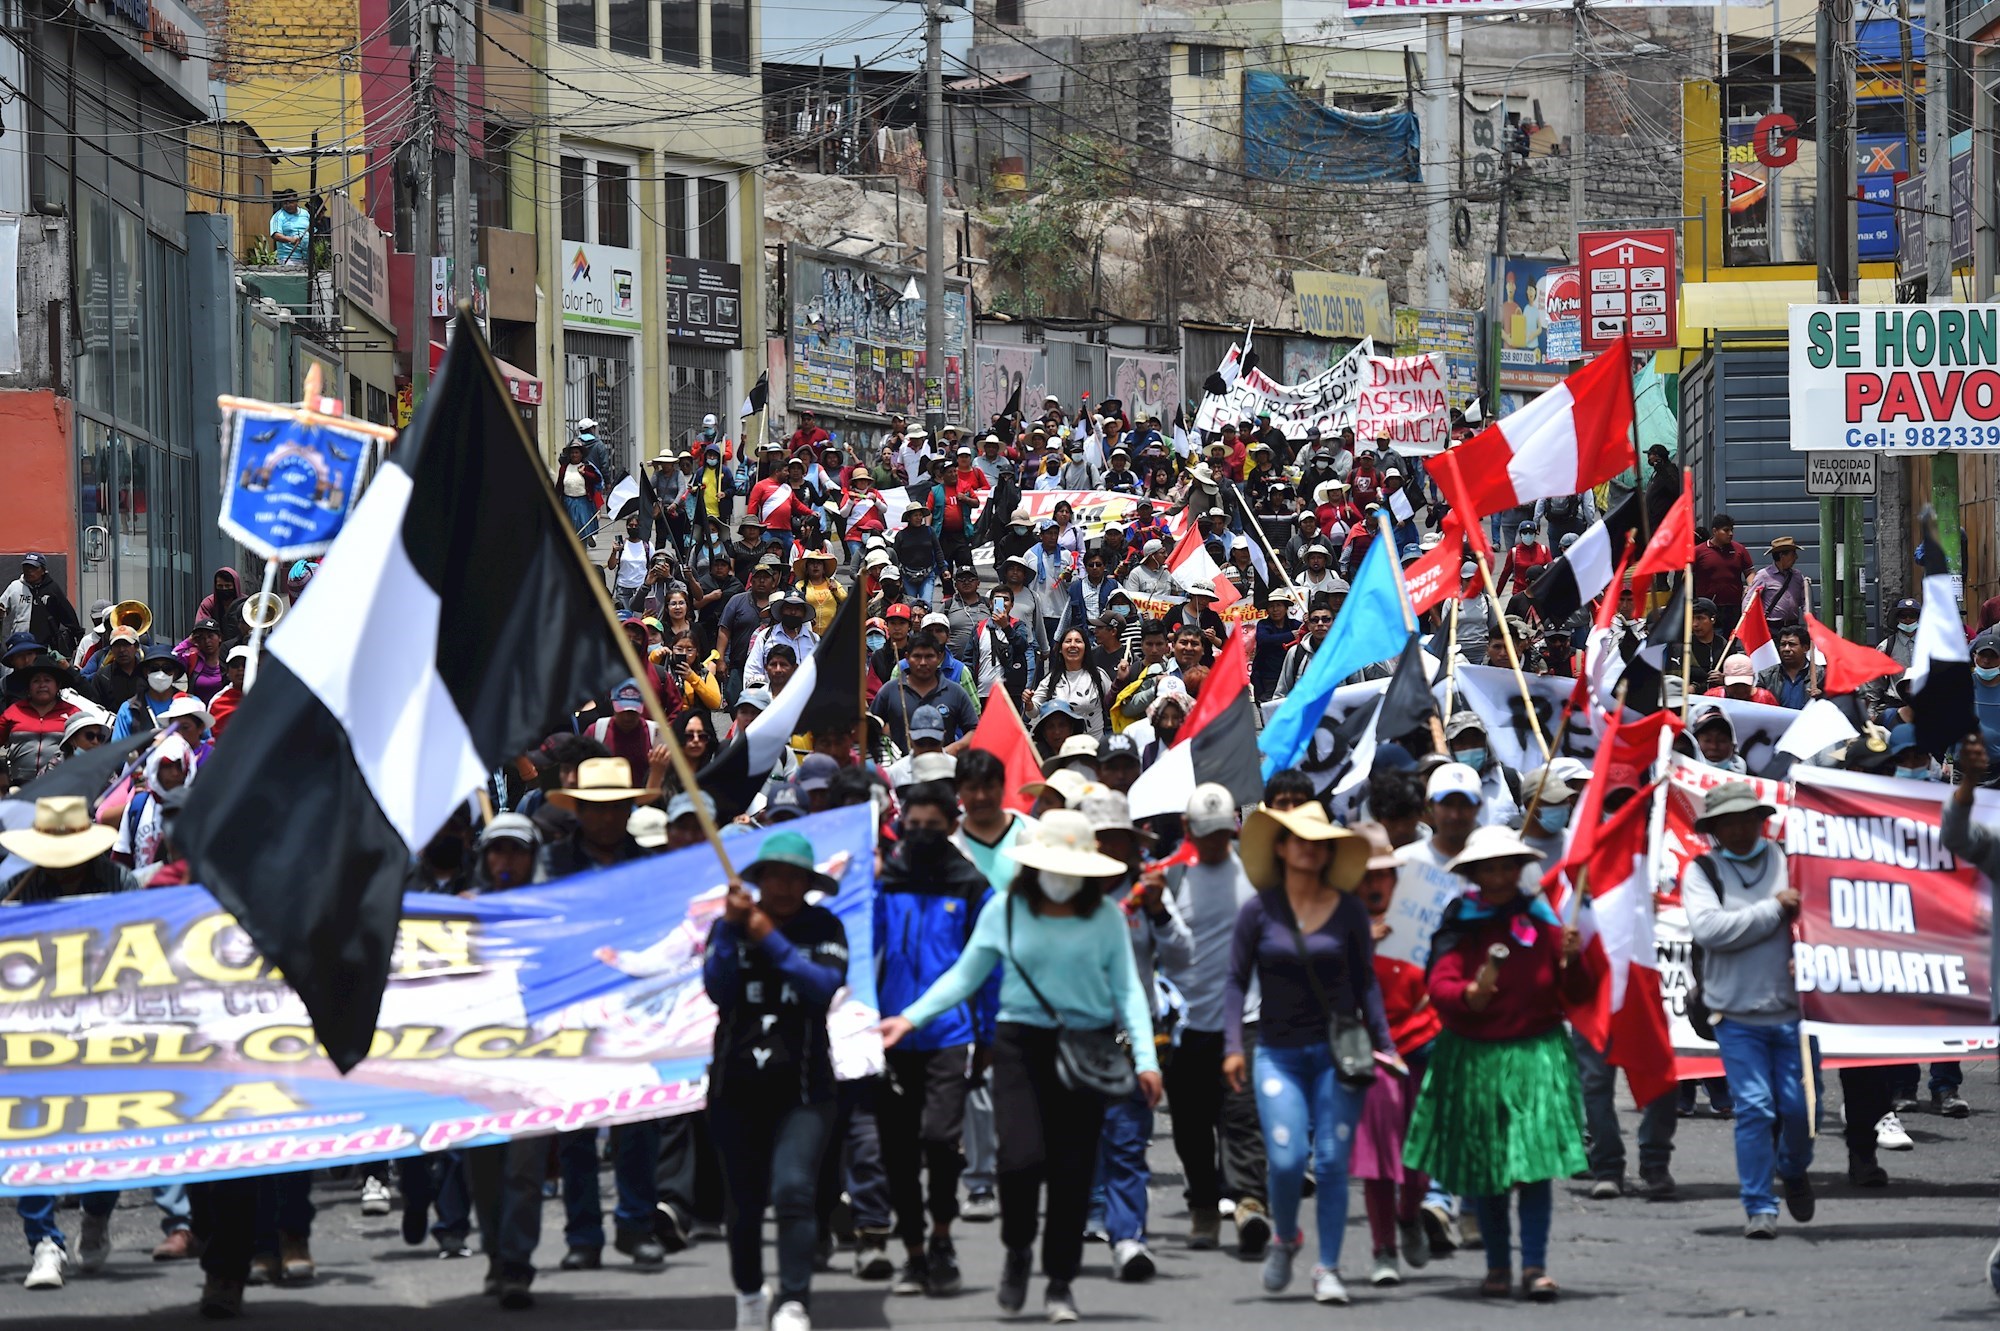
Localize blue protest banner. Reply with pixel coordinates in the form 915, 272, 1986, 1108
217, 405, 387, 561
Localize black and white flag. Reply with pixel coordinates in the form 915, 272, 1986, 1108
741, 371, 769, 419
178, 320, 634, 1071
1909, 511, 1976, 757
1527, 490, 1642, 626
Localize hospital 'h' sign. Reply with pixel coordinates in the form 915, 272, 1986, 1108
1578, 228, 1679, 352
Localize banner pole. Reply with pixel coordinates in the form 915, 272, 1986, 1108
1473, 549, 1552, 761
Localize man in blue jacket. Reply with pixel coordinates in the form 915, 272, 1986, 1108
873, 779, 1000, 1300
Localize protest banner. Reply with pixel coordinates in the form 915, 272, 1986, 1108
1789, 303, 2000, 452
1009, 489, 1146, 536
1353, 353, 1450, 455
1194, 340, 1372, 439
0, 806, 880, 1196
1380, 853, 1461, 970
218, 393, 395, 562
1659, 753, 1790, 904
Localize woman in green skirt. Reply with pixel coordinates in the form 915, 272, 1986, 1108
1403, 826, 1600, 1302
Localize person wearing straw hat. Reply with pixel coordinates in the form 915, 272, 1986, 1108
1221, 801, 1388, 1305
703, 829, 850, 1331
1680, 780, 1815, 1239
1403, 825, 1595, 1302
1, 794, 134, 903
880, 810, 1160, 1325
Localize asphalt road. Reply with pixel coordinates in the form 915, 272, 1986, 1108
7, 1067, 1999, 1330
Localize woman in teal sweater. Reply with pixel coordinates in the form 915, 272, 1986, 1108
880, 809, 1161, 1325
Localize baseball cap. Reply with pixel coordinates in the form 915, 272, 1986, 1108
667, 790, 718, 824
908, 752, 958, 784
1974, 628, 2000, 656
611, 680, 645, 712
763, 786, 806, 822
780, 590, 809, 609
1888, 723, 1920, 756
226, 644, 253, 665
1692, 597, 1718, 617
1426, 762, 1483, 804
921, 611, 951, 631
1142, 539, 1164, 555
109, 626, 140, 646
1185, 783, 1238, 836
1100, 733, 1141, 767
1721, 654, 1755, 683
20, 553, 45, 569
794, 753, 841, 794
735, 684, 774, 713
1442, 711, 1485, 741
908, 706, 948, 743
627, 806, 669, 848
478, 813, 542, 849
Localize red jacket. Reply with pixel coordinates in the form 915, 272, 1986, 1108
1375, 951, 1443, 1054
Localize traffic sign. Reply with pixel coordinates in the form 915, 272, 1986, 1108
1804, 453, 1878, 496
1577, 227, 1679, 352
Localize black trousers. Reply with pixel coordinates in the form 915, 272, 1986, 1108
882, 1045, 972, 1246
187, 1176, 260, 1283
1840, 1064, 1893, 1167
991, 1024, 1106, 1283
1166, 1026, 1267, 1209
710, 1097, 835, 1307
656, 1112, 726, 1225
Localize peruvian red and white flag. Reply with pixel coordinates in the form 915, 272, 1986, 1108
1433, 338, 1636, 521
1561, 779, 1678, 1106
1167, 519, 1242, 612
1735, 599, 1780, 673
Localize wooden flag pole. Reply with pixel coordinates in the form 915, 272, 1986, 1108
1473, 549, 1552, 761
1517, 701, 1577, 834
1679, 564, 1696, 721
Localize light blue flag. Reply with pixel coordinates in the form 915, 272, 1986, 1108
1259, 531, 1413, 778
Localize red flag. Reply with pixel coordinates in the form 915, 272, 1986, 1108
1628, 477, 1693, 582
1735, 599, 1779, 672
1804, 611, 1906, 696
1166, 516, 1243, 612
1555, 708, 1682, 885
967, 684, 1043, 815
1431, 340, 1636, 522
1428, 451, 1494, 563
1403, 510, 1470, 616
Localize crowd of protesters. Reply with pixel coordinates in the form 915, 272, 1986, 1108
3, 387, 1998, 1326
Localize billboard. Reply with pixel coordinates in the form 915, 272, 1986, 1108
1107, 351, 1180, 425
789, 248, 969, 423
1790, 303, 2000, 451
1493, 256, 1581, 390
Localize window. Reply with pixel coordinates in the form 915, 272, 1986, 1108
1187, 44, 1224, 77
486, 0, 523, 13
698, 176, 730, 261
659, 0, 698, 65
597, 162, 632, 249
662, 172, 689, 256
712, 0, 749, 74
389, 0, 411, 46
993, 0, 1019, 26
475, 124, 516, 231
560, 156, 588, 242
557, 0, 596, 47
608, 0, 648, 55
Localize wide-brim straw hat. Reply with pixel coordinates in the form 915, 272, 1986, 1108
549, 756, 651, 808
1446, 824, 1546, 875
0, 795, 119, 869
1004, 808, 1129, 878
1239, 801, 1369, 892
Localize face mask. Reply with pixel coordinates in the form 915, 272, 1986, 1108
1898, 621, 1917, 635
866, 632, 887, 652
1978, 666, 2000, 683
1040, 871, 1085, 904
1895, 765, 1930, 782
146, 670, 174, 693
1719, 843, 1767, 865
1537, 804, 1571, 834
900, 825, 949, 861
1453, 748, 1489, 772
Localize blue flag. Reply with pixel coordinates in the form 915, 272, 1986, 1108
1260, 531, 1413, 778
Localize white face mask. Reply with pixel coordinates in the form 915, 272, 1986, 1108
1040, 871, 1086, 904
146, 670, 174, 693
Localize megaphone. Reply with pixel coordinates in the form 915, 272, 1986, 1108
110, 600, 152, 639
242, 592, 288, 631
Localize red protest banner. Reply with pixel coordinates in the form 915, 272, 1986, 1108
1788, 768, 1998, 1053
1661, 754, 1789, 905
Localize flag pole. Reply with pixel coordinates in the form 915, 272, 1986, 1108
1440, 594, 1461, 721
471, 302, 743, 883
1678, 564, 1696, 721
1472, 549, 1552, 761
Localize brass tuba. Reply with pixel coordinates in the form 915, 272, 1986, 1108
241, 592, 288, 631
109, 599, 152, 639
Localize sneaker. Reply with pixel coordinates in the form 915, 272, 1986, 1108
1188, 1204, 1221, 1250
483, 1267, 502, 1297
1848, 1159, 1889, 1188
359, 1176, 393, 1216
279, 1234, 315, 1284
1588, 1177, 1622, 1200
1314, 1266, 1353, 1303
1638, 1169, 1678, 1201
1743, 1213, 1778, 1240
892, 1254, 929, 1296
1044, 1280, 1079, 1324
1892, 1095, 1921, 1114
613, 1228, 667, 1268
1876, 1112, 1914, 1151
734, 1287, 771, 1330
560, 1246, 601, 1271
771, 1300, 811, 1331
1781, 1174, 1815, 1223
1235, 1199, 1272, 1258
925, 1235, 964, 1296
1111, 1239, 1155, 1282
855, 1232, 895, 1281
962, 1191, 999, 1223
498, 1277, 535, 1311
24, 1237, 65, 1290
1420, 1200, 1460, 1256
997, 1246, 1033, 1314
247, 1253, 280, 1287
1369, 1252, 1401, 1286
1261, 1233, 1301, 1294
437, 1239, 473, 1259
199, 1277, 245, 1318
1397, 1217, 1430, 1269
653, 1202, 690, 1254
688, 1218, 725, 1243
78, 1213, 111, 1273
1936, 1090, 1973, 1119
152, 1227, 196, 1261
1082, 1222, 1110, 1246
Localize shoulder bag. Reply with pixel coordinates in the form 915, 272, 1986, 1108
1287, 906, 1377, 1087
1006, 897, 1137, 1101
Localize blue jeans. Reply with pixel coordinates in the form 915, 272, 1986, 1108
1473, 1180, 1552, 1273
18, 1191, 117, 1250
1253, 1042, 1365, 1270
1088, 1090, 1152, 1243
1886, 1061, 1963, 1100
560, 1122, 661, 1248
1711, 1018, 1814, 1217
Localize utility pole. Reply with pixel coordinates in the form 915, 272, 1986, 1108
1570, 0, 1586, 244
923, 0, 947, 437
411, 0, 437, 405
1423, 16, 1450, 310
450, 0, 473, 321
1924, 0, 1960, 580
1815, 0, 1858, 635
1879, 0, 1919, 621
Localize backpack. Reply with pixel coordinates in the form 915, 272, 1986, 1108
1684, 853, 1722, 1042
